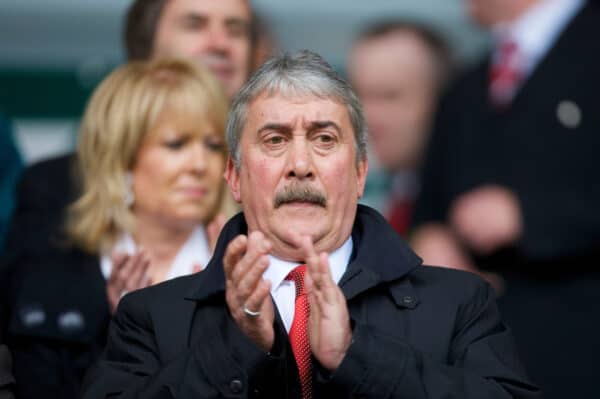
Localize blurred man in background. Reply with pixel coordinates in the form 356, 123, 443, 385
126, 0, 253, 98
348, 21, 453, 236
250, 12, 279, 71
410, 0, 600, 396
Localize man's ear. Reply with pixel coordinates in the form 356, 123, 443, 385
224, 157, 242, 203
356, 157, 369, 198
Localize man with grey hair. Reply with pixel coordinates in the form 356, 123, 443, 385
82, 50, 540, 398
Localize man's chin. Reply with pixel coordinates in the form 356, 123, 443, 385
277, 220, 324, 252
276, 202, 326, 214
275, 205, 325, 230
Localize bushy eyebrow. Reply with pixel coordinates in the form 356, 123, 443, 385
306, 121, 341, 134
257, 123, 292, 136
257, 120, 341, 136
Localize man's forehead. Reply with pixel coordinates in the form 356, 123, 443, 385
249, 90, 345, 109
167, 0, 251, 20
247, 91, 348, 123
354, 33, 431, 68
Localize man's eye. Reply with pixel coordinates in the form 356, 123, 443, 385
267, 136, 285, 145
315, 134, 336, 147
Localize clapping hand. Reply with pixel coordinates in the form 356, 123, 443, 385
106, 251, 151, 314
223, 231, 275, 352
299, 235, 352, 372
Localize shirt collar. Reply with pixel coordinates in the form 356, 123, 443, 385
492, 0, 584, 73
168, 226, 211, 279
262, 236, 353, 293
100, 225, 210, 280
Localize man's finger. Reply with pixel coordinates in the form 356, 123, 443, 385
299, 235, 324, 285
299, 235, 319, 265
231, 232, 271, 283
305, 271, 324, 314
236, 254, 269, 297
301, 235, 334, 297
243, 279, 272, 315
316, 252, 337, 304
223, 235, 248, 278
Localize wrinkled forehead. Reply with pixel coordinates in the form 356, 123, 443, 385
255, 74, 344, 103
244, 90, 349, 128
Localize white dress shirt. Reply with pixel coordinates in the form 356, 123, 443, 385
492, 0, 585, 81
263, 237, 353, 332
100, 226, 211, 280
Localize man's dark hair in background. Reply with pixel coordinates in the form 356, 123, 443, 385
124, 0, 167, 60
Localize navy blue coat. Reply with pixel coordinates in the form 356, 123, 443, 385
83, 206, 540, 398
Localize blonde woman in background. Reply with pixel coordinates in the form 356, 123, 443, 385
68, 58, 236, 313
1, 58, 236, 399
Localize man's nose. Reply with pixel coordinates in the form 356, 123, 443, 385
206, 25, 231, 53
286, 139, 313, 179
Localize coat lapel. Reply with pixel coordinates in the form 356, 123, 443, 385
341, 206, 422, 309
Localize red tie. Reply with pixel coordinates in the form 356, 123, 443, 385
286, 265, 312, 399
489, 39, 522, 107
387, 198, 413, 236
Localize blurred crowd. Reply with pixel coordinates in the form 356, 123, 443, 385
1, 0, 599, 398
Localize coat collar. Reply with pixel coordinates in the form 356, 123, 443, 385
186, 205, 422, 307
341, 205, 422, 308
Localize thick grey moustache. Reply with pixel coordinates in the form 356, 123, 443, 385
274, 185, 327, 208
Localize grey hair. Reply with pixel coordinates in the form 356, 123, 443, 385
226, 49, 367, 169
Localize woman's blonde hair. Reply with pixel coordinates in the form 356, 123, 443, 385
67, 58, 230, 253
